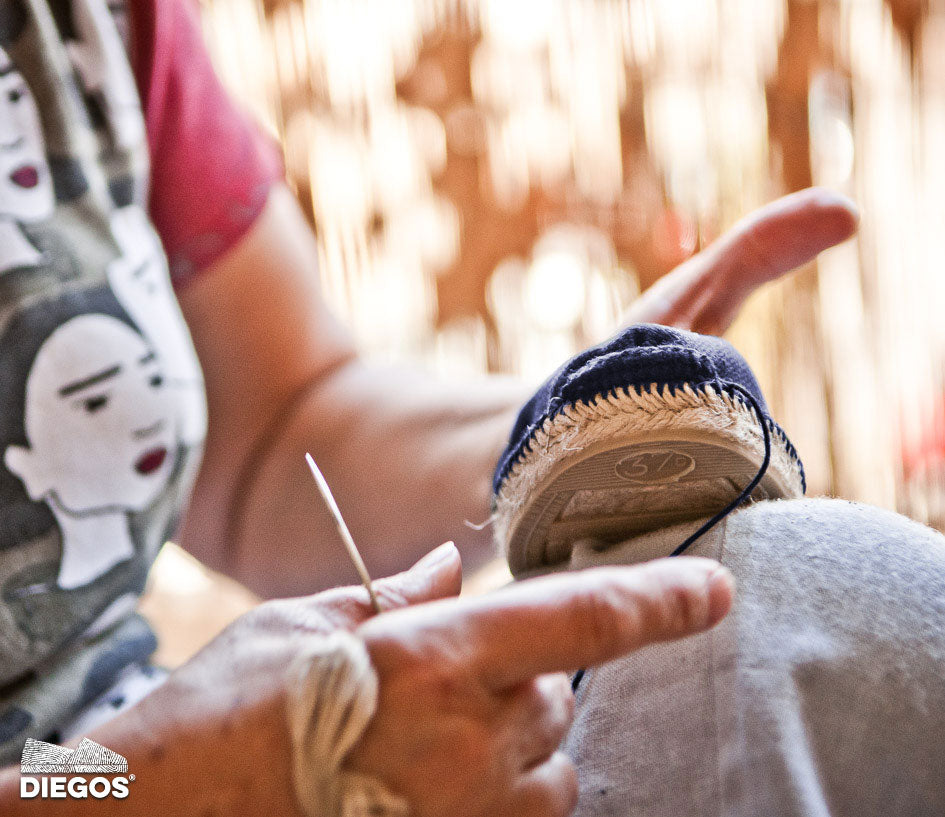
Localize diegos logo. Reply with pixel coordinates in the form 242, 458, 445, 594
19, 738, 135, 799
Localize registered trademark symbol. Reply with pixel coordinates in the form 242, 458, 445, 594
129, 775, 135, 781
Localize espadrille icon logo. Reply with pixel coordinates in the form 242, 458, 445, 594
19, 737, 134, 800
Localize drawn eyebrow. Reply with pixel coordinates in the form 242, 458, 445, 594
59, 365, 121, 396
0, 65, 18, 78
138, 351, 156, 365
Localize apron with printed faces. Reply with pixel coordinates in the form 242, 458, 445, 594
0, 0, 206, 763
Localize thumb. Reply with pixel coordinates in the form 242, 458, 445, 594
373, 542, 463, 611
622, 187, 859, 335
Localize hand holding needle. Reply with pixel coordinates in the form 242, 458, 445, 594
305, 453, 383, 614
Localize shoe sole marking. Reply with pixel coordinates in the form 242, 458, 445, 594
506, 427, 794, 575
614, 450, 696, 484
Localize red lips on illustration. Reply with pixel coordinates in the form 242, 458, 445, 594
135, 447, 167, 475
9, 165, 38, 189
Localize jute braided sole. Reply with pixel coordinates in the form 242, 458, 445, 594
495, 383, 804, 576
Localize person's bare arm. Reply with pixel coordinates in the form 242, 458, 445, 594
174, 183, 857, 598
174, 184, 524, 596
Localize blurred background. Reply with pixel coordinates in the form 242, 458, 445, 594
145, 0, 945, 663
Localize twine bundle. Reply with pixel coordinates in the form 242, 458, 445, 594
286, 631, 411, 817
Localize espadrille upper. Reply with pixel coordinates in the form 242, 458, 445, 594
494, 324, 803, 495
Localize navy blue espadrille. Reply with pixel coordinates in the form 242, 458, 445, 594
493, 324, 805, 577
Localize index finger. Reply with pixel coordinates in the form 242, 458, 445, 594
363, 557, 734, 690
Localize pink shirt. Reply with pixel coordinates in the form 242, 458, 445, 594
128, 0, 283, 286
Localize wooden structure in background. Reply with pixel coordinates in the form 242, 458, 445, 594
196, 0, 945, 525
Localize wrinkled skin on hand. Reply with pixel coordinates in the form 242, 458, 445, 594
65, 544, 729, 817
38, 544, 464, 817
346, 550, 733, 817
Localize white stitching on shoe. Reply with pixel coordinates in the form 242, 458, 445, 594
494, 383, 805, 562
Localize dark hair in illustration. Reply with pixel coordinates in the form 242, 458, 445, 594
47, 0, 79, 41
49, 157, 90, 203
0, 284, 139, 550
0, 0, 90, 204
0, 0, 27, 48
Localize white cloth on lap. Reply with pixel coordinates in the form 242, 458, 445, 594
562, 497, 945, 817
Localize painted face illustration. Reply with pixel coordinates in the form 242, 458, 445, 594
0, 48, 55, 224
107, 205, 207, 446
5, 314, 178, 514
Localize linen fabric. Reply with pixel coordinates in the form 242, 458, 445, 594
563, 497, 945, 816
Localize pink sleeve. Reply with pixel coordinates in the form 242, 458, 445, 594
129, 0, 284, 286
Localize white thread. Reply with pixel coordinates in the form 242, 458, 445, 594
287, 631, 411, 817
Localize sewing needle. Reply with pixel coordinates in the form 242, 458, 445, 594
304, 452, 383, 614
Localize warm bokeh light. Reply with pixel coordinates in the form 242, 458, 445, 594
194, 0, 945, 532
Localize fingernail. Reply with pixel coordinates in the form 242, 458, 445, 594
706, 566, 735, 625
413, 541, 457, 570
